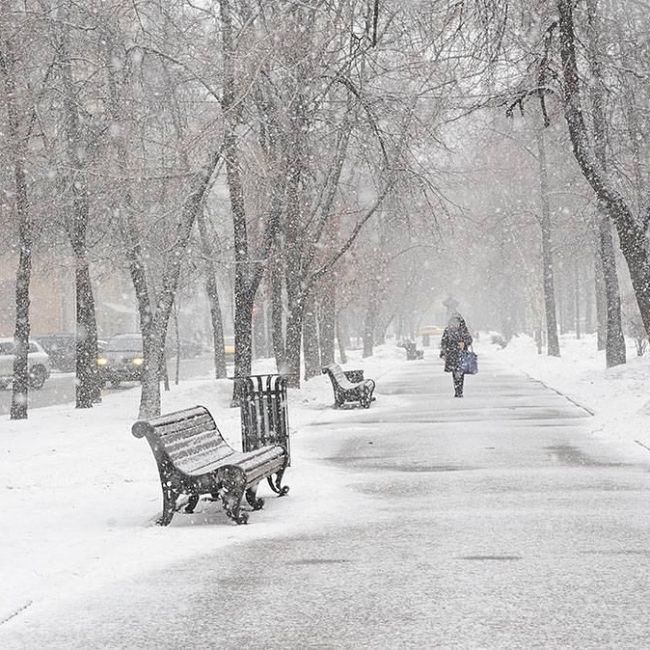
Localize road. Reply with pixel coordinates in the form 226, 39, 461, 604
2, 355, 650, 648
0, 355, 220, 415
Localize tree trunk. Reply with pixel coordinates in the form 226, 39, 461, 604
253, 297, 268, 360
585, 0, 625, 366
0, 39, 32, 420
74, 256, 100, 407
138, 149, 222, 418
104, 44, 154, 359
598, 214, 626, 365
270, 252, 286, 372
363, 278, 381, 358
319, 280, 336, 367
536, 128, 560, 357
57, 10, 100, 408
197, 209, 227, 378
593, 235, 607, 349
558, 0, 650, 338
574, 258, 581, 339
221, 0, 257, 400
172, 301, 181, 385
302, 294, 320, 380
284, 299, 304, 388
584, 271, 593, 334
336, 312, 348, 364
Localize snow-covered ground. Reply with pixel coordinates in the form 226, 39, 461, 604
492, 332, 650, 451
0, 345, 404, 627
2, 335, 649, 630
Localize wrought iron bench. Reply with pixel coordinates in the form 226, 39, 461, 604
132, 405, 289, 526
322, 363, 376, 408
401, 340, 424, 360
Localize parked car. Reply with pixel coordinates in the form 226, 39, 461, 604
35, 333, 76, 372
97, 334, 144, 387
0, 338, 51, 389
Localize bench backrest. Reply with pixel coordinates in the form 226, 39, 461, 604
322, 363, 356, 389
132, 405, 235, 475
240, 375, 290, 462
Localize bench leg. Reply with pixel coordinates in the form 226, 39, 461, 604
245, 485, 265, 510
184, 493, 200, 514
361, 381, 376, 408
219, 467, 248, 525
267, 469, 290, 496
157, 487, 180, 526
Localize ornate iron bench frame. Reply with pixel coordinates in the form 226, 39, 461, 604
322, 363, 376, 409
401, 340, 424, 360
132, 405, 289, 526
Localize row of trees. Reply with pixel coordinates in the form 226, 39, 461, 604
3, 0, 650, 421
441, 0, 650, 367
1, 0, 481, 419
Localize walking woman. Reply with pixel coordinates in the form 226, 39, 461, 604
440, 313, 473, 397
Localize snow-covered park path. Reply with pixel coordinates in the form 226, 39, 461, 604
3, 351, 650, 648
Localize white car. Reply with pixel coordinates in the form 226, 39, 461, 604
0, 338, 51, 389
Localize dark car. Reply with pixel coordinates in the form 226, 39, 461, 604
35, 333, 76, 372
97, 334, 144, 387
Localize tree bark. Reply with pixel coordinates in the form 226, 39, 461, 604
197, 209, 227, 378
0, 37, 32, 420
363, 277, 381, 358
536, 127, 560, 357
574, 258, 581, 339
585, 0, 625, 366
283, 107, 306, 387
270, 250, 286, 372
319, 280, 336, 367
302, 294, 320, 380
73, 256, 100, 407
593, 232, 607, 349
336, 312, 348, 364
221, 0, 278, 397
58, 21, 101, 407
104, 43, 156, 396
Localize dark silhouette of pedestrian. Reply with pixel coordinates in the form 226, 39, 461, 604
440, 313, 473, 397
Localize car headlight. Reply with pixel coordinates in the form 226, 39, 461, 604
132, 357, 144, 366
97, 357, 108, 366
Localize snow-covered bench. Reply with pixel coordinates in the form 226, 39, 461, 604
322, 363, 376, 408
400, 340, 424, 360
132, 405, 289, 526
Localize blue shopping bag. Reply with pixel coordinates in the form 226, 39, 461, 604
458, 349, 478, 375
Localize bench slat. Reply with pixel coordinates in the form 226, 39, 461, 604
154, 413, 216, 438
168, 442, 235, 475
144, 406, 211, 428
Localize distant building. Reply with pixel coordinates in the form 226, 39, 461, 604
0, 253, 138, 338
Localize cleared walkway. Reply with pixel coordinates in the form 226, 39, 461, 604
3, 354, 650, 649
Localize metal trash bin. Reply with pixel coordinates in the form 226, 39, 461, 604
239, 374, 290, 465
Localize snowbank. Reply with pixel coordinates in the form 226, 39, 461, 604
489, 332, 650, 451
0, 345, 403, 626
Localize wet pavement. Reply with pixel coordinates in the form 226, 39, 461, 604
3, 354, 650, 648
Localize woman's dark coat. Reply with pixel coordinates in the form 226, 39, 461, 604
440, 321, 473, 373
